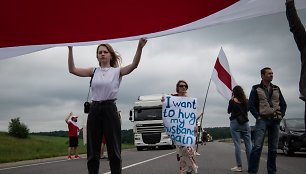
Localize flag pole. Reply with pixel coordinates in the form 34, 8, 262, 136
196, 78, 211, 152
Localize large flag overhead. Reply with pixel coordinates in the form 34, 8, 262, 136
1, 0, 306, 60
211, 48, 237, 101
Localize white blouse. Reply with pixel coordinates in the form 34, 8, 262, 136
91, 67, 122, 101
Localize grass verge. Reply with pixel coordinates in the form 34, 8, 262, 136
0, 132, 134, 163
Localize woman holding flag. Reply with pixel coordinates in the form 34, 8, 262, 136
68, 38, 147, 174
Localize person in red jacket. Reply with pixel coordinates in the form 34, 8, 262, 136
65, 112, 80, 160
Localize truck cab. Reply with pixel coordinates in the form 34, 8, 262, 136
129, 94, 174, 151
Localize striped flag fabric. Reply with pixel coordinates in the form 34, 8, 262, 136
211, 48, 237, 101
1, 0, 306, 60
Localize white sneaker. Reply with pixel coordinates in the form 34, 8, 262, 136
193, 164, 198, 173
230, 166, 242, 172
195, 152, 200, 156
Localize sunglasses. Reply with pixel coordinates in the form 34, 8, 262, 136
178, 85, 187, 88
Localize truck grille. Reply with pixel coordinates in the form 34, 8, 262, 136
136, 123, 164, 144
142, 132, 161, 144
136, 123, 164, 133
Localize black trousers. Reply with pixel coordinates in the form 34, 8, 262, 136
304, 102, 306, 130
87, 101, 122, 174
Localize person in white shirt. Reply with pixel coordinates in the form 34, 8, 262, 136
68, 38, 147, 174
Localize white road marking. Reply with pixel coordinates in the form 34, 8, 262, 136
0, 152, 176, 173
0, 159, 67, 171
103, 151, 176, 174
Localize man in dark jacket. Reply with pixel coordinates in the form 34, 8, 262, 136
248, 67, 287, 174
286, 0, 306, 130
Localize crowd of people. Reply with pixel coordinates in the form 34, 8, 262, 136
63, 1, 305, 174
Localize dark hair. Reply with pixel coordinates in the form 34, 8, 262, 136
176, 80, 188, 93
232, 85, 248, 106
260, 67, 271, 76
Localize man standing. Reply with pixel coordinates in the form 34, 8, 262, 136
286, 0, 306, 131
248, 67, 287, 174
65, 112, 80, 160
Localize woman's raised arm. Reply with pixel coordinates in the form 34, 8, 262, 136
68, 46, 93, 77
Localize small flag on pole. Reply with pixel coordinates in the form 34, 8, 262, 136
211, 47, 237, 101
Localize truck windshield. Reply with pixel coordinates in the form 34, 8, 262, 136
135, 108, 162, 121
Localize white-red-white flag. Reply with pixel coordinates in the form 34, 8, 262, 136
211, 48, 237, 101
1, 0, 306, 60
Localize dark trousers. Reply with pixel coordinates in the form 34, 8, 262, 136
248, 119, 279, 174
87, 102, 122, 174
304, 102, 306, 130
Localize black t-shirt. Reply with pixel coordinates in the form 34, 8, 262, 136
227, 99, 248, 121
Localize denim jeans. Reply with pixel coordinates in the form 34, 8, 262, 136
230, 119, 252, 167
248, 119, 280, 174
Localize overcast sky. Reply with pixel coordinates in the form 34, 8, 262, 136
0, 9, 305, 132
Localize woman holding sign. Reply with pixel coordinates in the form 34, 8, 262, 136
170, 80, 199, 174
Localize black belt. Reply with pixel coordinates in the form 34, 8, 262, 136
258, 116, 272, 120
92, 99, 116, 104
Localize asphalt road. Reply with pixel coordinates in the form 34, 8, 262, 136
1, 141, 306, 174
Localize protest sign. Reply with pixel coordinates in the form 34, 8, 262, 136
162, 95, 197, 146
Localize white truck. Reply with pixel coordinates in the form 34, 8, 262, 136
129, 94, 174, 151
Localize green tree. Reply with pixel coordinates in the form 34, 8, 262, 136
205, 127, 232, 140
121, 129, 134, 144
8, 117, 30, 138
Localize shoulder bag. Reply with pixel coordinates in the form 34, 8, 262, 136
84, 68, 97, 113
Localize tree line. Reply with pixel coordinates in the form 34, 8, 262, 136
31, 129, 135, 144
8, 117, 247, 143
31, 127, 234, 144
